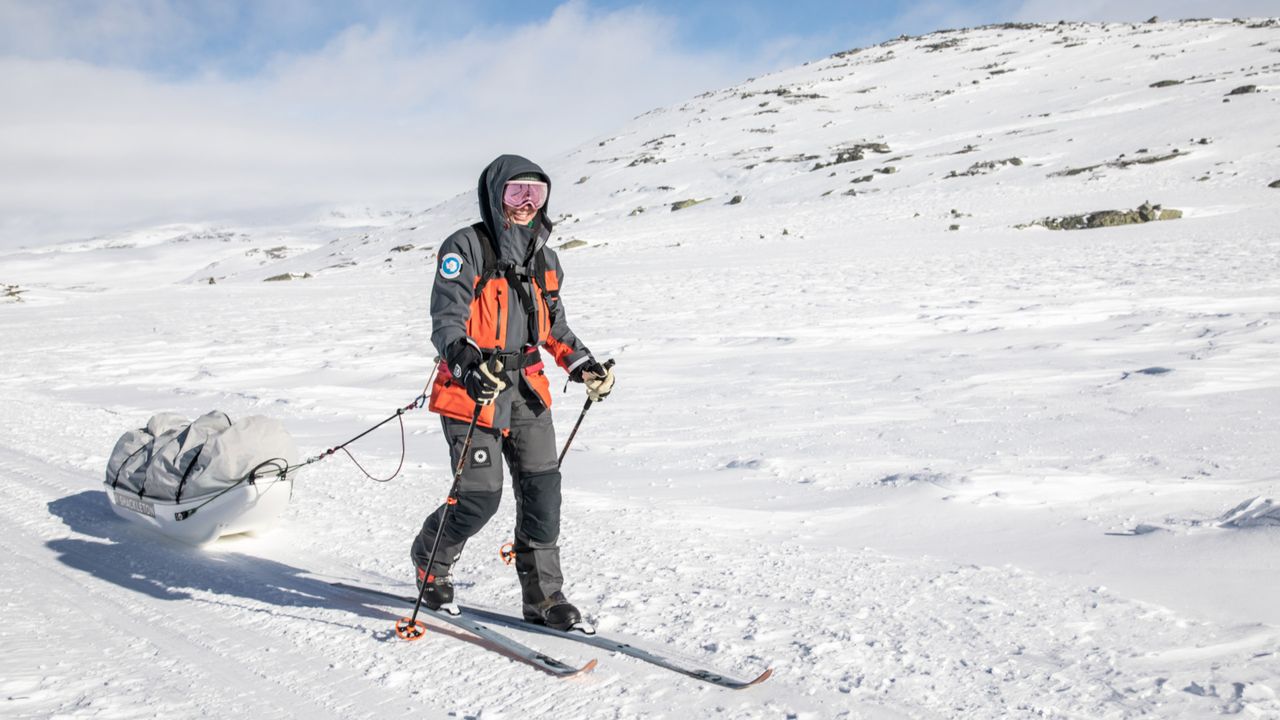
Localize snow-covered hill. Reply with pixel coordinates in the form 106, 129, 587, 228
3, 18, 1280, 719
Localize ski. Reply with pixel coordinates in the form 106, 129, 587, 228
329, 582, 596, 678
332, 582, 772, 690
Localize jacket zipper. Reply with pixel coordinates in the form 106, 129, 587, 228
530, 278, 541, 342
495, 287, 504, 343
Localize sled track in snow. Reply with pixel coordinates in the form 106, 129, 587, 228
0, 446, 622, 719
0, 447, 370, 719
0, 430, 810, 718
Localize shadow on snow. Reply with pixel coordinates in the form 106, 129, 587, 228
45, 489, 400, 638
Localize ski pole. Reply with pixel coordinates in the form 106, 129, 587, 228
557, 359, 614, 468
395, 359, 502, 640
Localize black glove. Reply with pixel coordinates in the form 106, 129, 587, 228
462, 356, 509, 405
446, 342, 482, 382
569, 358, 606, 383
571, 358, 615, 402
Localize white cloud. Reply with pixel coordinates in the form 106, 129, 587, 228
0, 0, 208, 68
0, 1, 754, 247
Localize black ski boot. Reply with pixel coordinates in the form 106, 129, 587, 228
416, 566, 458, 615
523, 591, 583, 631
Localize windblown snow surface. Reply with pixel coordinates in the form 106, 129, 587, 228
4, 18, 1280, 720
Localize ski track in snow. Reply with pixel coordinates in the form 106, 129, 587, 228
4, 18, 1280, 720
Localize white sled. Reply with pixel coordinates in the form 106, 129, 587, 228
106, 472, 294, 546
104, 411, 299, 546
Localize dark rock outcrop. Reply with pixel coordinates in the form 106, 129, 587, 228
1027, 202, 1182, 231
812, 142, 891, 171
947, 157, 1023, 178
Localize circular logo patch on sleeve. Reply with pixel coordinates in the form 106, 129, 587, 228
439, 253, 464, 279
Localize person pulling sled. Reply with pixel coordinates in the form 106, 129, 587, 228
411, 154, 615, 631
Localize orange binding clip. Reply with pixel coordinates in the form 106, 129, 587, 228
499, 542, 516, 566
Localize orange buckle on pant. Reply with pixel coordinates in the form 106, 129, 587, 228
499, 542, 516, 566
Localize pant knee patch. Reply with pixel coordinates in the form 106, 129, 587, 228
517, 470, 561, 545
447, 490, 502, 538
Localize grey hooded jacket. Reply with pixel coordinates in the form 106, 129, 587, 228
429, 154, 592, 428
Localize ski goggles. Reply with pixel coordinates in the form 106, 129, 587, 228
502, 180, 548, 210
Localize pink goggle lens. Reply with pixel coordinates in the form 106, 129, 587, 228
503, 181, 548, 210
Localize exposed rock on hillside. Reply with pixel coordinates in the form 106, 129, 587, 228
740, 86, 827, 103
1025, 202, 1182, 230
628, 154, 663, 167
812, 142, 891, 171
1051, 149, 1186, 177
947, 157, 1023, 178
245, 245, 290, 261
671, 198, 707, 211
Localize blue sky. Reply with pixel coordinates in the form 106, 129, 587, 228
1, 0, 1275, 246
2, 1, 958, 76
3, 1, 990, 80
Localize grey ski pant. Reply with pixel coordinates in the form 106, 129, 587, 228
411, 387, 564, 604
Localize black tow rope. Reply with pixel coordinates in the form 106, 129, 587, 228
293, 364, 438, 483
174, 369, 438, 522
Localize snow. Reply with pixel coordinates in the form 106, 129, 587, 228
3, 17, 1280, 719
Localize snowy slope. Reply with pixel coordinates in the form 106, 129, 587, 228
0, 207, 413, 302
3, 18, 1280, 720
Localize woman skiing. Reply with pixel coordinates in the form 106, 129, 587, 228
411, 154, 614, 630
